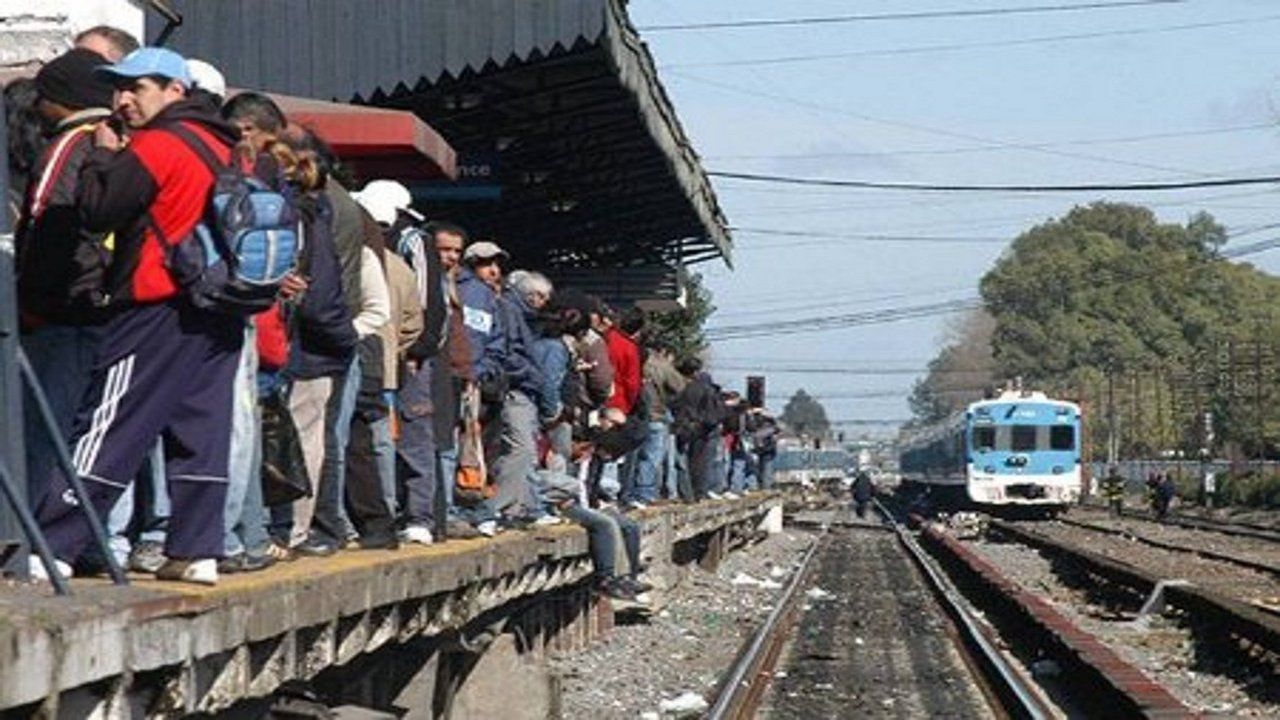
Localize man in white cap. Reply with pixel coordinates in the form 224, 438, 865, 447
186, 58, 226, 109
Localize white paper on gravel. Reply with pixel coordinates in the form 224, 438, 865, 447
658, 692, 709, 716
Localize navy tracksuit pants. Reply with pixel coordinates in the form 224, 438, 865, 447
37, 298, 243, 562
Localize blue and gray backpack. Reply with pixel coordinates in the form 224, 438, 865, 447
163, 124, 302, 316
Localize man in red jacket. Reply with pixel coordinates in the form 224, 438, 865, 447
33, 48, 244, 585
599, 304, 642, 414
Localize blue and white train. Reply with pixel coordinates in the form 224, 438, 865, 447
899, 390, 1082, 511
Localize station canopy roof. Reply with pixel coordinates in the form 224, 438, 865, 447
154, 0, 731, 269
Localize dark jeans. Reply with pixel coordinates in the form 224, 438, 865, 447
562, 504, 618, 579
686, 431, 717, 499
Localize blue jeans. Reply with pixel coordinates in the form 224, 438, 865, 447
224, 329, 267, 556
632, 421, 669, 504
710, 439, 728, 494
757, 455, 774, 490
398, 361, 437, 527
729, 450, 750, 493
311, 355, 360, 543
371, 408, 397, 517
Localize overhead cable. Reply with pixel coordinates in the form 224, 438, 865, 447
668, 14, 1280, 67
707, 122, 1276, 161
710, 171, 1280, 193
641, 0, 1180, 32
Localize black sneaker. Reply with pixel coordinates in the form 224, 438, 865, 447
295, 538, 338, 557
129, 540, 166, 573
358, 532, 400, 550
219, 553, 278, 574
598, 577, 638, 601
623, 577, 654, 594
446, 519, 481, 540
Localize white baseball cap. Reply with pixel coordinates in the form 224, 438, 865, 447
353, 179, 415, 226
186, 58, 226, 98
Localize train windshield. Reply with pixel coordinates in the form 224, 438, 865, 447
972, 426, 995, 451
1011, 425, 1037, 451
971, 424, 1076, 452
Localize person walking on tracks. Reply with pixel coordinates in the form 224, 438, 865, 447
851, 468, 874, 518
1152, 473, 1176, 521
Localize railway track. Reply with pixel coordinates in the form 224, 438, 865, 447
709, 501, 1202, 718
1053, 515, 1280, 580
986, 519, 1280, 703
1081, 503, 1280, 544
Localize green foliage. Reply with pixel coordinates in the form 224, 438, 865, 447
968, 201, 1280, 459
908, 310, 998, 425
780, 389, 831, 437
645, 272, 716, 365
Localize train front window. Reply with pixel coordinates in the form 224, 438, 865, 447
1050, 425, 1075, 451
972, 426, 995, 451
1011, 425, 1037, 451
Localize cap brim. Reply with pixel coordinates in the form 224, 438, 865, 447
93, 63, 188, 87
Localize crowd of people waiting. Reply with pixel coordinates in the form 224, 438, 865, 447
4, 30, 782, 598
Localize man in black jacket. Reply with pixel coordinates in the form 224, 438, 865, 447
17, 48, 116, 507
672, 357, 725, 501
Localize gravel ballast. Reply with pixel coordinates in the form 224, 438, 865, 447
550, 529, 813, 719
962, 533, 1279, 716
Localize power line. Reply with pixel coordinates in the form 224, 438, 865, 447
710, 170, 1280, 193
707, 122, 1276, 162
732, 226, 1008, 243
715, 365, 991, 376
640, 0, 1181, 32
669, 71, 1213, 177
706, 298, 984, 341
668, 14, 1280, 68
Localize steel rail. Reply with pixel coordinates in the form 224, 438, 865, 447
876, 499, 1052, 720
1119, 508, 1280, 544
705, 518, 828, 720
1081, 502, 1280, 543
1055, 517, 1280, 579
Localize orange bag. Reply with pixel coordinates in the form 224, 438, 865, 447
455, 382, 494, 503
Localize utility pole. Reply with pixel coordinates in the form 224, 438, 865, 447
0, 110, 28, 575
1255, 330, 1264, 474
1106, 369, 1118, 466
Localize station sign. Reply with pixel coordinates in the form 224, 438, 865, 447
414, 152, 501, 201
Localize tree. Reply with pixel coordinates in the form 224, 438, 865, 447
780, 389, 830, 437
645, 272, 716, 365
964, 201, 1280, 459
909, 309, 997, 425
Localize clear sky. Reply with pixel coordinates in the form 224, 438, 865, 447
629, 0, 1280, 436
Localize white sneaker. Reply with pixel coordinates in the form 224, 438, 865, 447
723, 491, 741, 500
156, 558, 218, 585
533, 515, 563, 527
401, 525, 434, 545
706, 491, 723, 500
28, 554, 72, 582
476, 520, 498, 537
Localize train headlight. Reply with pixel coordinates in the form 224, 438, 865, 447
1052, 466, 1064, 474
983, 465, 996, 474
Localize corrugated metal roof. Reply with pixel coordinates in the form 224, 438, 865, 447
157, 0, 607, 101
152, 0, 731, 267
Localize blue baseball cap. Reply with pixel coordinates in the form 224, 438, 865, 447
95, 47, 192, 88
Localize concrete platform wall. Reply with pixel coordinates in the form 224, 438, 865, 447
0, 495, 779, 718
